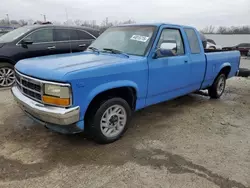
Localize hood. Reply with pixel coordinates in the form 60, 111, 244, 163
15, 52, 138, 81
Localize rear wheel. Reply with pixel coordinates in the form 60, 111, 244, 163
208, 74, 226, 99
86, 98, 132, 144
0, 63, 15, 88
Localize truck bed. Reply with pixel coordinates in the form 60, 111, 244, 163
201, 50, 240, 89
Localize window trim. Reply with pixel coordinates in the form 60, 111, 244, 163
16, 28, 96, 46
184, 28, 201, 54
16, 28, 54, 45
155, 27, 186, 58
77, 29, 97, 40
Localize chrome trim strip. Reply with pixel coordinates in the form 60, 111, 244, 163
12, 86, 80, 125
16, 28, 96, 46
15, 70, 70, 86
16, 80, 41, 94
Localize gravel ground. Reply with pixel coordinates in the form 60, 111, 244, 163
0, 59, 250, 188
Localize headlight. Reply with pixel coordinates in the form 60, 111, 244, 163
43, 84, 71, 107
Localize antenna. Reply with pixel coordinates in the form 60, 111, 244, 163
65, 8, 72, 53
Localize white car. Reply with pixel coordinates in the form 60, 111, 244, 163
206, 39, 222, 50
247, 49, 250, 57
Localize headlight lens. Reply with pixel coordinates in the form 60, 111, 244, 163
43, 84, 71, 107
44, 84, 70, 98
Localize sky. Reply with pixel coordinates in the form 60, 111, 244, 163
0, 0, 249, 29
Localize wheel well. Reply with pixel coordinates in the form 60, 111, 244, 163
219, 66, 231, 78
84, 87, 137, 120
0, 57, 15, 65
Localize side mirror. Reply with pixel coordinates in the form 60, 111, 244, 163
21, 38, 33, 45
154, 40, 177, 58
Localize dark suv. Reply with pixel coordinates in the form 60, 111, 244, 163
0, 25, 99, 87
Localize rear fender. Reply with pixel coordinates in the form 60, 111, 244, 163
218, 62, 231, 77
219, 62, 231, 72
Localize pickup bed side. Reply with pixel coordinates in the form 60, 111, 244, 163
201, 51, 240, 89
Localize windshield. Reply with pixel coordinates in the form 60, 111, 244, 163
89, 26, 156, 56
0, 27, 31, 43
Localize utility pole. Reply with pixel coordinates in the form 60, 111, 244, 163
41, 14, 46, 22
105, 17, 108, 26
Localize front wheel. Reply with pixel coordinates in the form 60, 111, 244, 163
0, 63, 15, 88
208, 74, 226, 99
87, 98, 132, 144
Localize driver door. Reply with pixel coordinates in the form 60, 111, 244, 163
146, 27, 191, 105
15, 28, 56, 60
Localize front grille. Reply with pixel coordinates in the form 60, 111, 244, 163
15, 71, 42, 102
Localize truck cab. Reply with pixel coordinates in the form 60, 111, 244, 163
12, 23, 240, 144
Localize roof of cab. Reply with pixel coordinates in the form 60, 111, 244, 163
118, 23, 194, 29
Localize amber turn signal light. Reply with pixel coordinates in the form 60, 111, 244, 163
42, 95, 70, 107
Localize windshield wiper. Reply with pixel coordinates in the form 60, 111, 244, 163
88, 46, 100, 53
103, 48, 129, 58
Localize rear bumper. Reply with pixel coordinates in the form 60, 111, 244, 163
236, 70, 240, 76
11, 86, 80, 126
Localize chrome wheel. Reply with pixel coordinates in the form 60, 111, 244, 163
0, 67, 15, 87
100, 104, 127, 138
217, 76, 225, 95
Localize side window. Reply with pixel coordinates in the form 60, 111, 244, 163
25, 29, 53, 43
157, 28, 185, 56
54, 29, 70, 41
70, 30, 79, 40
184, 28, 201, 54
77, 30, 95, 40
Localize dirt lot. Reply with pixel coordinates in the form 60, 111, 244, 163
0, 59, 250, 188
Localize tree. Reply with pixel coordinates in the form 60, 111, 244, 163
201, 25, 215, 34
74, 19, 83, 26
18, 19, 28, 26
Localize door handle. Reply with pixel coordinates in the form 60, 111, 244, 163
79, 44, 86, 47
47, 46, 56, 50
184, 60, 188, 63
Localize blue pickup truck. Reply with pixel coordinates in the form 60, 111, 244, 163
12, 23, 240, 144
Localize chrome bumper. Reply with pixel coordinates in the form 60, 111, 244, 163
11, 86, 80, 125
236, 70, 240, 76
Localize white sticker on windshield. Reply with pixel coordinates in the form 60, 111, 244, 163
130, 35, 149, 42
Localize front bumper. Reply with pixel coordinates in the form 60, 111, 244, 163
11, 86, 80, 126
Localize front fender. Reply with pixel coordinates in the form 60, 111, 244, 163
87, 80, 138, 104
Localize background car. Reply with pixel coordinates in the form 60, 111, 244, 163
222, 43, 250, 56
206, 39, 222, 50
247, 49, 250, 57
0, 25, 100, 88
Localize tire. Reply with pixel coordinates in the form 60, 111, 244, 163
238, 68, 250, 77
86, 98, 132, 144
208, 74, 226, 99
0, 63, 15, 88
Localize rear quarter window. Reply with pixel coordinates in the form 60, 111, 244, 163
184, 28, 201, 54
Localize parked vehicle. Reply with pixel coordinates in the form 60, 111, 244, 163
206, 39, 222, 50
247, 49, 250, 57
238, 68, 250, 77
0, 25, 99, 87
12, 23, 240, 144
222, 43, 250, 56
